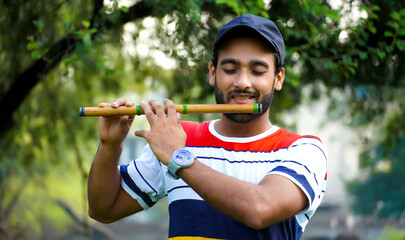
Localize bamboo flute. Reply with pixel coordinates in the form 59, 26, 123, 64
79, 103, 262, 117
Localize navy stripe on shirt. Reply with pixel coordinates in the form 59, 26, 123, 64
120, 165, 156, 208
270, 166, 315, 202
168, 199, 303, 240
133, 161, 158, 195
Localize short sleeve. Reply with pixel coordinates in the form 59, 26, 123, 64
268, 137, 328, 211
119, 144, 166, 210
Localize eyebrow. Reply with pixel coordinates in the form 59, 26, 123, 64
250, 60, 269, 68
220, 58, 269, 68
220, 58, 240, 66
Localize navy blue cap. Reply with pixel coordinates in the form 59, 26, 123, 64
214, 14, 285, 64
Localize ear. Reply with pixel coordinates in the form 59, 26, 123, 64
274, 67, 285, 91
209, 62, 216, 86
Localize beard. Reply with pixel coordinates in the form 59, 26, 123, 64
214, 79, 275, 123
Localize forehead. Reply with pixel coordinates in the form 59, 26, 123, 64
218, 37, 275, 64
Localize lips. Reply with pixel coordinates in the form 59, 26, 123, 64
230, 94, 256, 104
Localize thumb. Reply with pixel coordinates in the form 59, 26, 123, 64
134, 129, 147, 139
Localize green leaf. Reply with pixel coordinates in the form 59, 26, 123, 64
358, 51, 368, 60
396, 40, 405, 51
120, 6, 129, 13
358, 38, 366, 46
348, 66, 356, 75
82, 20, 91, 28
385, 45, 394, 53
384, 31, 394, 37
27, 42, 38, 50
324, 61, 336, 69
82, 34, 92, 47
31, 50, 42, 59
376, 49, 386, 60
371, 5, 381, 11
342, 55, 353, 64
398, 28, 405, 37
33, 19, 44, 33
387, 21, 399, 30
369, 25, 377, 34
390, 11, 401, 21
88, 28, 98, 34
62, 57, 72, 64
368, 13, 379, 20
360, 6, 368, 12
399, 8, 405, 17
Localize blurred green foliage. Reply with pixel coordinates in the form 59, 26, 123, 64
0, 0, 404, 238
378, 226, 405, 240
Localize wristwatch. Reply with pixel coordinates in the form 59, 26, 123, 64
167, 149, 195, 179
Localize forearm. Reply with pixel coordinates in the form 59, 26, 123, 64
178, 161, 273, 229
178, 160, 305, 229
88, 142, 123, 214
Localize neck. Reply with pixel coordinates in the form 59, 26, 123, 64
214, 111, 272, 137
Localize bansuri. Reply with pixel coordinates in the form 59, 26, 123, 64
79, 103, 262, 116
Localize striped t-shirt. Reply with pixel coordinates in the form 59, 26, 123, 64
120, 120, 328, 240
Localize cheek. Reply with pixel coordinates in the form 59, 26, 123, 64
215, 75, 234, 90
254, 80, 273, 93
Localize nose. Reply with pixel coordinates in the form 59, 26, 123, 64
233, 69, 252, 90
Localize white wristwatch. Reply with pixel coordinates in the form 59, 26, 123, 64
167, 149, 195, 179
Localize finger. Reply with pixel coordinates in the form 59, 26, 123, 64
176, 112, 181, 121
99, 102, 110, 108
134, 129, 148, 139
128, 115, 135, 121
122, 115, 135, 129
164, 99, 177, 123
112, 98, 127, 108
139, 101, 157, 125
119, 115, 128, 126
149, 100, 166, 120
127, 115, 135, 128
125, 101, 134, 107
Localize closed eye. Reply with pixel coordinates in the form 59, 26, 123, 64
252, 70, 265, 75
223, 68, 237, 74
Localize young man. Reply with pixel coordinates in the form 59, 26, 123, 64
88, 14, 328, 239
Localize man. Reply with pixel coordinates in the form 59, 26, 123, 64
88, 14, 327, 239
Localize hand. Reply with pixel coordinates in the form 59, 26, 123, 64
135, 99, 186, 165
98, 98, 135, 147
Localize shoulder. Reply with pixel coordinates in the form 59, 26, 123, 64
274, 128, 327, 166
270, 128, 319, 149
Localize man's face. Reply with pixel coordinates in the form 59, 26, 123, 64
209, 37, 284, 123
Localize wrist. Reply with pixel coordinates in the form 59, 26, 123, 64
99, 141, 123, 153
167, 149, 195, 179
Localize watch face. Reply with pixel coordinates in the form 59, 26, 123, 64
174, 149, 193, 165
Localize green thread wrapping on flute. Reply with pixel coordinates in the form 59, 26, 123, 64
253, 103, 258, 113
136, 105, 141, 115
183, 104, 187, 114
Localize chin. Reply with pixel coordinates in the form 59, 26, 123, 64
224, 112, 262, 123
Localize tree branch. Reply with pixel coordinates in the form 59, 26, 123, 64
0, 0, 154, 138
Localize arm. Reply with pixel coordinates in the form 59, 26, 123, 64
177, 161, 307, 229
87, 98, 143, 223
135, 99, 308, 229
